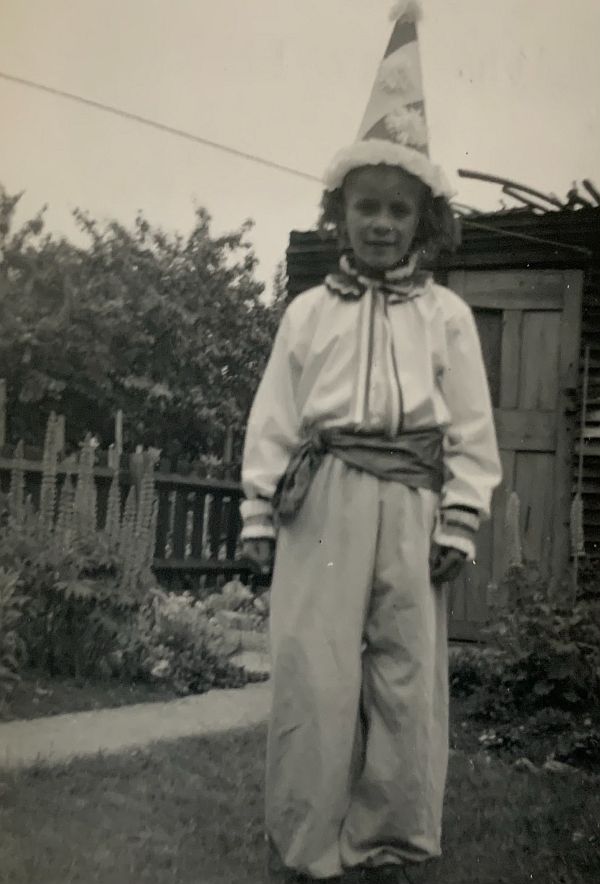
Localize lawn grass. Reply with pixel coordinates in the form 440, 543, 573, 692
0, 668, 567, 766
1, 669, 180, 722
1, 725, 598, 884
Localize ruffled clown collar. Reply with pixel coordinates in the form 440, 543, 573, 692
325, 252, 431, 302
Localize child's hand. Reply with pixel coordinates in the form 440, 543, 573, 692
242, 539, 275, 574
429, 543, 467, 585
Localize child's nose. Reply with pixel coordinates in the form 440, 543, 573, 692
372, 214, 395, 234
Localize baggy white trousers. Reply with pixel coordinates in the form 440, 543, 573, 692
266, 456, 449, 879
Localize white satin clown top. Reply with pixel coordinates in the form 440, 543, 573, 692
240, 276, 502, 559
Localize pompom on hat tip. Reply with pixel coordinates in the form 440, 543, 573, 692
389, 0, 423, 24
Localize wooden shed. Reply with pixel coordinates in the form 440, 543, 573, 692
286, 205, 600, 640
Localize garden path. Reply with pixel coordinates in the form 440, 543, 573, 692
0, 646, 470, 771
0, 681, 271, 770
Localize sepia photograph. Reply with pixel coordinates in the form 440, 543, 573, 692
0, 1, 599, 882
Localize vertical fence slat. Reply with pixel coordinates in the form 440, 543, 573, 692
26, 472, 41, 508
225, 496, 242, 559
207, 492, 224, 559
115, 410, 123, 461
172, 489, 188, 559
154, 487, 170, 558
191, 492, 206, 558
0, 379, 6, 449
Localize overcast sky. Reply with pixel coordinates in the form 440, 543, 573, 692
1, 0, 599, 295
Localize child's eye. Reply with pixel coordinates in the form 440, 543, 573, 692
390, 203, 411, 218
354, 199, 379, 214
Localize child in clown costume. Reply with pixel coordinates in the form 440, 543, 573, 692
241, 2, 501, 881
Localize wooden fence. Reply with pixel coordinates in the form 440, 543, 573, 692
151, 469, 247, 587
0, 446, 255, 591
0, 377, 261, 588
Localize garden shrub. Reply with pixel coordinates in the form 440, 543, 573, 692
0, 416, 158, 682
0, 498, 129, 679
451, 564, 600, 718
1, 412, 269, 698
120, 587, 265, 695
556, 726, 600, 769
204, 579, 269, 630
450, 563, 600, 768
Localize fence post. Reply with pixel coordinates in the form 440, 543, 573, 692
55, 414, 66, 456
0, 378, 6, 449
115, 409, 123, 465
224, 425, 234, 464
107, 444, 118, 472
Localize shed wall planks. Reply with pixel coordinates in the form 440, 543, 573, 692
446, 268, 582, 637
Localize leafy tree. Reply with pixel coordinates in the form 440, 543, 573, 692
271, 259, 289, 316
0, 187, 279, 462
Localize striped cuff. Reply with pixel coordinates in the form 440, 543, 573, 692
433, 506, 480, 561
240, 497, 276, 541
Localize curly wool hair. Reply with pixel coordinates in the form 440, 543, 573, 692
317, 169, 460, 263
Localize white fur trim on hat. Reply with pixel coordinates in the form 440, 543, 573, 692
323, 139, 454, 198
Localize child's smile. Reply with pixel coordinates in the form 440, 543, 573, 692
342, 165, 425, 274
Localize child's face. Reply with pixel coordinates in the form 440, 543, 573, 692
342, 165, 425, 273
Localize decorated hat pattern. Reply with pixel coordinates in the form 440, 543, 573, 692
323, 0, 452, 198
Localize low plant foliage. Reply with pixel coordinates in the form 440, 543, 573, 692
0, 414, 263, 705
450, 564, 600, 769
0, 567, 26, 706
120, 586, 266, 695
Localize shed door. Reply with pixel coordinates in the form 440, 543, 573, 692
445, 269, 582, 641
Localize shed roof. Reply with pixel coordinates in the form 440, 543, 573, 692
286, 205, 600, 298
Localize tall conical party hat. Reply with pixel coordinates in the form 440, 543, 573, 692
323, 0, 452, 198
358, 1, 428, 146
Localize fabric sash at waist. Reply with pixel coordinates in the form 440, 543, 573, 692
273, 427, 444, 524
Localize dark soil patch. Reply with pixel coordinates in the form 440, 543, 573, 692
1, 669, 179, 722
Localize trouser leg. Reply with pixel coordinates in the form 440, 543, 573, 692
340, 483, 449, 870
266, 457, 378, 879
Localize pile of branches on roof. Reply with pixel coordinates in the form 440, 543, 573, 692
454, 171, 600, 217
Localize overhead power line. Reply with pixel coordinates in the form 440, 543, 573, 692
0, 70, 323, 184
4, 70, 592, 259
